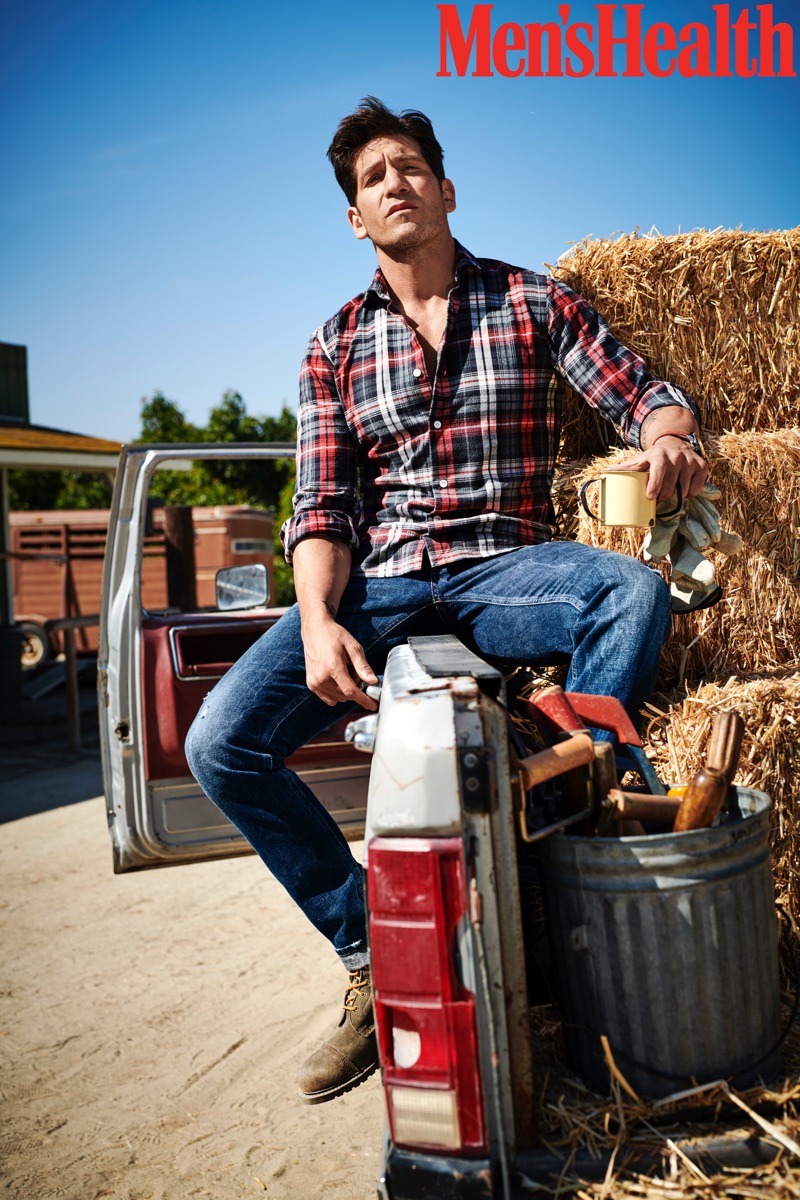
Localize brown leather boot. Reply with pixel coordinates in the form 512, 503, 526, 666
297, 966, 379, 1104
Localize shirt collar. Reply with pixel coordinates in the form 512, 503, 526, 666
365, 240, 481, 304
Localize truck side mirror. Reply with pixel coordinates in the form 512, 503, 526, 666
214, 563, 269, 611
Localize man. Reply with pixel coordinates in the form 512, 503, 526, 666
185, 97, 707, 1106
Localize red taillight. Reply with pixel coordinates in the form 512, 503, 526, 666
368, 837, 486, 1154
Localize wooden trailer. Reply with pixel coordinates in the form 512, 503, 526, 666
9, 505, 276, 665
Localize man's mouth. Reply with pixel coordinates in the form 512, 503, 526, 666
387, 202, 416, 216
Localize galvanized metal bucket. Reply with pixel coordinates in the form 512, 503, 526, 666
537, 786, 783, 1098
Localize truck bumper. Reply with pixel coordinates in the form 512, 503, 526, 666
379, 1145, 494, 1199
379, 1131, 785, 1198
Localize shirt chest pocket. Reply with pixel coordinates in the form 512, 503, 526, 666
340, 370, 431, 452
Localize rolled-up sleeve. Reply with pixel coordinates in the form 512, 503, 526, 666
280, 333, 360, 564
547, 278, 700, 448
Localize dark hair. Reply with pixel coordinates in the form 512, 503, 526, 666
327, 96, 445, 205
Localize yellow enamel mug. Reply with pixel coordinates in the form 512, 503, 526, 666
579, 471, 681, 529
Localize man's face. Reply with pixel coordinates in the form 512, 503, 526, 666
346, 134, 455, 254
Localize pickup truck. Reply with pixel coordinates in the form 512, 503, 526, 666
100, 443, 788, 1198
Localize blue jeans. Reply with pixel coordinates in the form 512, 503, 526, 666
185, 542, 670, 970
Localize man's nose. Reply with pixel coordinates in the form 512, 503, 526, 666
384, 166, 409, 193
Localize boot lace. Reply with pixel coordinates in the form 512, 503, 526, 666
343, 968, 370, 1012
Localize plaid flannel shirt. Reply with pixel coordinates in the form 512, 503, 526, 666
282, 243, 698, 576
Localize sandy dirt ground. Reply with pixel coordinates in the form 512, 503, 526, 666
0, 751, 384, 1200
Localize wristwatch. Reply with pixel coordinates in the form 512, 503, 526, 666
650, 429, 703, 456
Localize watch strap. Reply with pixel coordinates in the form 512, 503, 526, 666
650, 429, 703, 455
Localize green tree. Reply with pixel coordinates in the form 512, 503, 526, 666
8, 469, 65, 511
136, 390, 299, 604
133, 392, 206, 506
138, 392, 201, 443
193, 390, 296, 515
137, 390, 297, 518
8, 469, 113, 511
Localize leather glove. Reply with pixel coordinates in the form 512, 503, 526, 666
643, 483, 743, 614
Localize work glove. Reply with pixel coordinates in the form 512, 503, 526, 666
643, 482, 743, 614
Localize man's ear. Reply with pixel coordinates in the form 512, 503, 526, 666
347, 206, 370, 241
442, 179, 456, 213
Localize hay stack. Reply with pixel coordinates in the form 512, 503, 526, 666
551, 227, 800, 458
552, 428, 800, 680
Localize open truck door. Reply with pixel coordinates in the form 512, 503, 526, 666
98, 443, 370, 873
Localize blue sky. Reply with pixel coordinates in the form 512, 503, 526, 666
1, 0, 798, 443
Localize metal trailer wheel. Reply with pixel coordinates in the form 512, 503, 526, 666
18, 621, 53, 670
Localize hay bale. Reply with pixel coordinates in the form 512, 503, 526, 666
642, 672, 800, 934
550, 456, 585, 543
551, 227, 800, 458
552, 428, 800, 680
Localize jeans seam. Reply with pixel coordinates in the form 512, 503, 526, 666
453, 593, 584, 610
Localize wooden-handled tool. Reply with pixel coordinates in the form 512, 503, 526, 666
705, 709, 745, 784
672, 766, 728, 833
672, 709, 745, 833
704, 708, 745, 815
602, 789, 682, 825
594, 750, 650, 836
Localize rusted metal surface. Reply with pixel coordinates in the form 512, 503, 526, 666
515, 733, 594, 790
479, 697, 537, 1149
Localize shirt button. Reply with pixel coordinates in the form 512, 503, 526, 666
439, 479, 448, 488
412, 368, 422, 378
433, 420, 442, 429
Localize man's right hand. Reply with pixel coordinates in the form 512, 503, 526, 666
292, 535, 379, 712
301, 613, 379, 711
